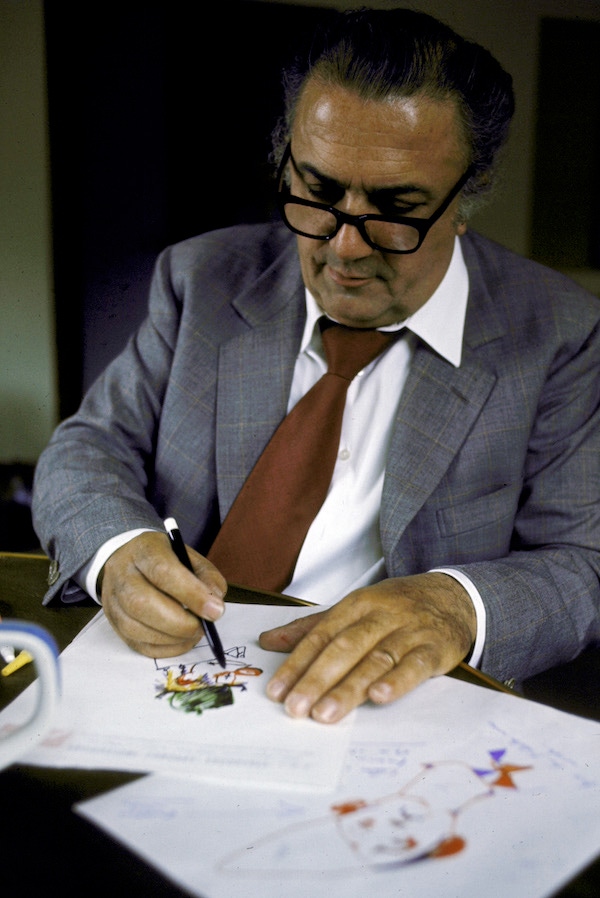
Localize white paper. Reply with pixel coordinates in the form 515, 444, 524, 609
76, 677, 600, 898
0, 604, 353, 791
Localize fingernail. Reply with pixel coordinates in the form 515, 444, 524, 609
204, 599, 224, 620
266, 679, 287, 701
284, 693, 311, 718
369, 682, 392, 703
312, 698, 339, 723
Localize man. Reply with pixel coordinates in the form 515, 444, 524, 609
33, 8, 600, 724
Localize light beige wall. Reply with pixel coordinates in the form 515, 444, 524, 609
0, 0, 56, 464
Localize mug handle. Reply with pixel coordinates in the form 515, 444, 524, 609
0, 620, 60, 770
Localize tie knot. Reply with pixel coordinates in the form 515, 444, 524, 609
320, 319, 397, 381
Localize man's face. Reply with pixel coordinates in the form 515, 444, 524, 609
289, 80, 470, 328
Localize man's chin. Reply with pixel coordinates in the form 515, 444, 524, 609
319, 297, 398, 329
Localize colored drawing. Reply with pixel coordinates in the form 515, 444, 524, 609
218, 749, 532, 875
154, 643, 263, 716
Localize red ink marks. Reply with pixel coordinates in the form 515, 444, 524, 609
332, 799, 368, 816
492, 763, 532, 789
430, 835, 466, 857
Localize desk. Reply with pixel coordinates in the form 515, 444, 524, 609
1, 552, 598, 897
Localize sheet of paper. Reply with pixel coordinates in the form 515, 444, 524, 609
76, 676, 600, 898
0, 604, 353, 791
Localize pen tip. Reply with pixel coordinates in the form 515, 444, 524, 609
164, 516, 177, 532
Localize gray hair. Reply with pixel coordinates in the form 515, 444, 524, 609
271, 7, 515, 221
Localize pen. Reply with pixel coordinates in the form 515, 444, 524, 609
163, 517, 226, 668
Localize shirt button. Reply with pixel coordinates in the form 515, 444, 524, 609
338, 448, 351, 460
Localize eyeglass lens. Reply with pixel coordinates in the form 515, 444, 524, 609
281, 201, 421, 252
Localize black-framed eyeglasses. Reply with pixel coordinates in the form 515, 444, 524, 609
276, 143, 475, 255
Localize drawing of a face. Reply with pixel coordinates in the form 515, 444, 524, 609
335, 794, 451, 864
218, 752, 529, 876
154, 646, 263, 716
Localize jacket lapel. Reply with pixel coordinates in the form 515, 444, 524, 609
381, 239, 506, 563
215, 264, 306, 518
215, 230, 507, 546
381, 343, 497, 561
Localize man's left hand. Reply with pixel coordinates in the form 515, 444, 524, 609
258, 572, 477, 723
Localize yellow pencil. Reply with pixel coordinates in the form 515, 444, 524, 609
1, 650, 34, 677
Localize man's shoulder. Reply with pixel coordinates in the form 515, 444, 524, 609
462, 230, 600, 316
165, 222, 297, 280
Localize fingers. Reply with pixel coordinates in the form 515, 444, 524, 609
100, 531, 227, 657
262, 574, 476, 723
269, 632, 443, 723
258, 611, 326, 652
266, 622, 436, 723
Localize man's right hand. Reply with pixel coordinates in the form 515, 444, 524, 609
99, 531, 226, 658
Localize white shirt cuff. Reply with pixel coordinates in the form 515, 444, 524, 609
429, 567, 486, 668
75, 528, 158, 602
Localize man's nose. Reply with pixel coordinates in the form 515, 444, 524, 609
329, 221, 375, 259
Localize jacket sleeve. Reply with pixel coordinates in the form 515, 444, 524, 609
32, 242, 185, 602
453, 309, 600, 685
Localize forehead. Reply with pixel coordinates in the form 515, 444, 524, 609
291, 79, 467, 188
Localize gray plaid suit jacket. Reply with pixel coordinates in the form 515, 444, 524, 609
33, 223, 600, 685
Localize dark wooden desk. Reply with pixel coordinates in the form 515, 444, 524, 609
1, 552, 598, 896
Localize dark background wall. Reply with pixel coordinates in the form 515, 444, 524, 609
43, 1, 600, 422
44, 0, 335, 417
530, 17, 600, 271
5, 0, 600, 554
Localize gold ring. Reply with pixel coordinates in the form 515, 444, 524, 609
381, 650, 396, 669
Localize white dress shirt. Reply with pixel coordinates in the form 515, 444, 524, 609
78, 236, 485, 665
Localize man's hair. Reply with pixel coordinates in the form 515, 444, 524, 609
272, 7, 515, 220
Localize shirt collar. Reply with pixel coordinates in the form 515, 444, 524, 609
301, 236, 469, 368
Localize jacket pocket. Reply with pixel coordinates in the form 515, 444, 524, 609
436, 483, 521, 537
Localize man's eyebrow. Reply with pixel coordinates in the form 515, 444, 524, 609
370, 184, 434, 204
292, 156, 434, 202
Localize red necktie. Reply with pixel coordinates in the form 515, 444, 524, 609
207, 320, 397, 592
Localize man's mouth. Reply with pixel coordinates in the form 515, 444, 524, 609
326, 265, 376, 288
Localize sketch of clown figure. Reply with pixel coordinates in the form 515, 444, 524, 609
218, 750, 531, 875
154, 643, 262, 715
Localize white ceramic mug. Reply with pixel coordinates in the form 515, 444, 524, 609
0, 620, 60, 770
